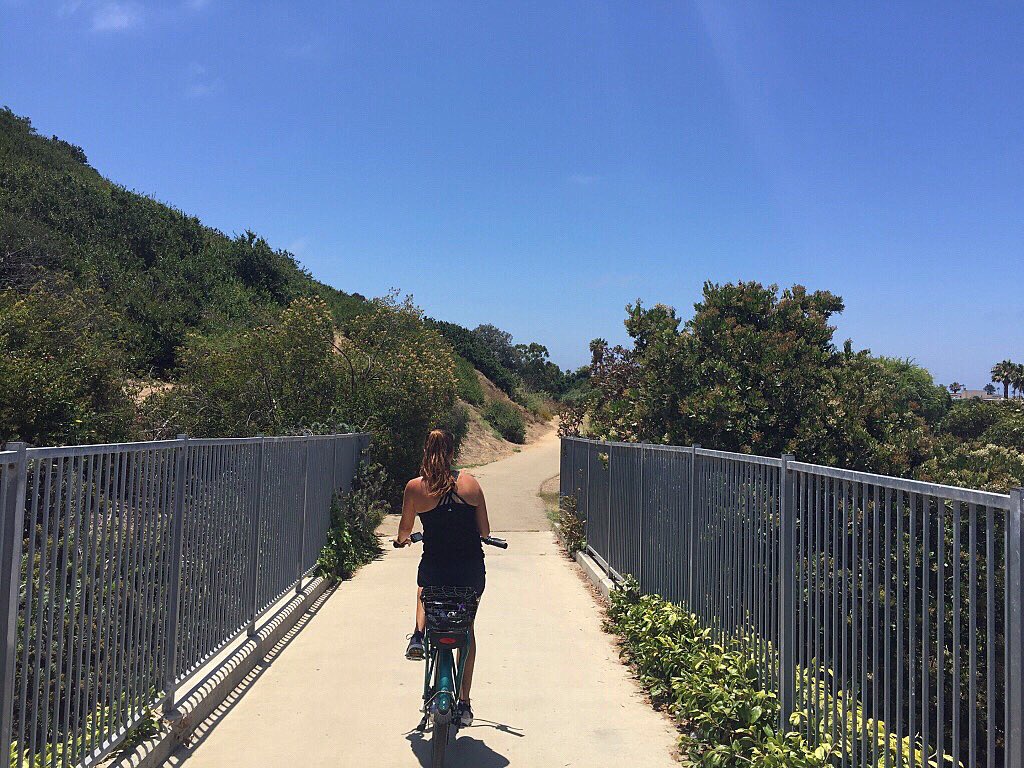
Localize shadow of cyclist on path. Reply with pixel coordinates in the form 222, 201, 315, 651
406, 731, 511, 767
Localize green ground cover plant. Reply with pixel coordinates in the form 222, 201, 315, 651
316, 461, 390, 580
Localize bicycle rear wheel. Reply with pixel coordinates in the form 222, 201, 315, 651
430, 715, 452, 768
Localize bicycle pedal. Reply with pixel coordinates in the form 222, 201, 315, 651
416, 715, 429, 732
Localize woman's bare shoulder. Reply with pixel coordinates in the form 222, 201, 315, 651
405, 476, 425, 496
456, 471, 483, 497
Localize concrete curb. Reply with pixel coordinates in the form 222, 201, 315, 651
575, 549, 616, 601
106, 576, 333, 768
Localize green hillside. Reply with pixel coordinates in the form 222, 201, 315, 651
0, 107, 363, 374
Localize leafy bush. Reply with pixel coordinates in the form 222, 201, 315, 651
144, 293, 457, 505
0, 280, 136, 446
454, 355, 485, 405
518, 389, 555, 421
483, 400, 526, 443
316, 461, 389, 580
607, 578, 836, 767
439, 402, 471, 456
554, 494, 586, 555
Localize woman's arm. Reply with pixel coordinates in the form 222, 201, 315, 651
472, 479, 491, 538
395, 479, 418, 545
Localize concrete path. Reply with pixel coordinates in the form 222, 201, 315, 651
168, 429, 680, 767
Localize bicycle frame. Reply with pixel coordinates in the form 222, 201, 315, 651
422, 630, 473, 721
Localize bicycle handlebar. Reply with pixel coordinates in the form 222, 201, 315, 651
392, 532, 508, 549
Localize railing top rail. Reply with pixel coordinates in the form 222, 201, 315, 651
23, 432, 369, 459
789, 460, 1012, 509
26, 438, 184, 458
561, 434, 1011, 509
695, 446, 783, 467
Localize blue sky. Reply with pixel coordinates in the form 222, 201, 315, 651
3, 2, 1022, 386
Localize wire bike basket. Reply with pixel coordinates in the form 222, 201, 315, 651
421, 586, 480, 632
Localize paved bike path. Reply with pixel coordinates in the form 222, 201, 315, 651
167, 429, 680, 767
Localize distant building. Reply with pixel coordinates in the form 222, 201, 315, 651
951, 389, 1005, 401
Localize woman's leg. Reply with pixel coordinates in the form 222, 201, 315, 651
415, 587, 425, 633
459, 626, 477, 702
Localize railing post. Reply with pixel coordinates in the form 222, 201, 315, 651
0, 443, 28, 757
605, 444, 613, 578
1006, 487, 1024, 767
247, 436, 265, 637
778, 453, 797, 727
687, 444, 700, 610
163, 434, 189, 714
638, 442, 645, 589
296, 437, 310, 595
331, 435, 340, 494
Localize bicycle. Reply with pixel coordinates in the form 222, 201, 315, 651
394, 532, 508, 768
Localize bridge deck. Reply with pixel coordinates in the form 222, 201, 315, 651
165, 431, 680, 767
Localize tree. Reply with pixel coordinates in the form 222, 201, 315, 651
583, 281, 949, 477
949, 382, 963, 395
1013, 363, 1024, 400
472, 324, 522, 372
985, 383, 997, 396
992, 360, 1014, 399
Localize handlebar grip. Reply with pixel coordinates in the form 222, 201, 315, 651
393, 531, 424, 548
482, 536, 508, 549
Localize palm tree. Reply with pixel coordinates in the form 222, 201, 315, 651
985, 383, 997, 396
949, 381, 964, 395
1014, 363, 1024, 400
992, 360, 1014, 399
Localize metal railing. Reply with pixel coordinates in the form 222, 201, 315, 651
0, 432, 369, 768
560, 436, 1024, 768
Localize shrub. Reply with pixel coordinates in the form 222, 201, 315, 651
607, 578, 837, 767
316, 461, 389, 580
554, 494, 586, 555
0, 281, 136, 446
483, 400, 526, 443
518, 389, 555, 421
454, 355, 485, 405
439, 402, 471, 456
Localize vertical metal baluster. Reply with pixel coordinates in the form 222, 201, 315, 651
69, 453, 96, 766
116, 449, 138, 731
951, 498, 961, 768
40, 456, 69, 766
58, 455, 87, 768
249, 438, 265, 636
840, 479, 850, 768
909, 492, 918, 768
851, 480, 861, 763
1006, 489, 1024, 768
297, 438, 310, 593
968, 503, 978, 768
16, 456, 42, 768
883, 488, 893, 768
779, 454, 796, 725
830, 477, 839, 752
860, 482, 869, 765
0, 445, 27, 765
163, 436, 188, 714
121, 450, 143, 728
896, 491, 905, 768
872, 483, 880, 766
936, 496, 946, 764
89, 452, 113, 755
921, 492, 930, 765
985, 500, 995, 768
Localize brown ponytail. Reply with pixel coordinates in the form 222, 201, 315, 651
420, 429, 457, 495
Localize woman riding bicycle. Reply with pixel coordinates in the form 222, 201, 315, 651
394, 428, 491, 727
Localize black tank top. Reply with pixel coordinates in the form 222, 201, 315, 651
419, 485, 484, 582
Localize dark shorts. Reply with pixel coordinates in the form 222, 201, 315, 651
417, 559, 486, 597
